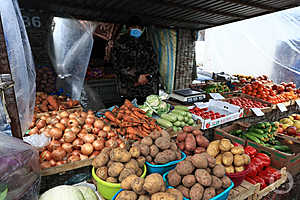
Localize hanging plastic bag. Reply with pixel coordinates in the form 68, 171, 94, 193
49, 17, 98, 100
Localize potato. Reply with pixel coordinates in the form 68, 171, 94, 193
141, 136, 153, 146
160, 130, 170, 138
144, 173, 164, 194
213, 164, 225, 178
132, 177, 145, 194
194, 147, 206, 154
191, 153, 208, 169
130, 146, 141, 158
177, 132, 187, 142
235, 166, 245, 173
107, 160, 114, 168
234, 155, 244, 167
216, 154, 222, 165
146, 156, 153, 163
96, 166, 108, 180
164, 150, 177, 161
108, 162, 124, 177
183, 126, 193, 133
136, 168, 143, 177
185, 134, 196, 152
176, 185, 190, 199
133, 141, 141, 147
110, 148, 131, 162
138, 195, 150, 200
116, 190, 137, 200
231, 146, 244, 155
170, 143, 178, 151
140, 144, 150, 157
106, 177, 118, 183
203, 187, 216, 200
216, 188, 224, 195
154, 151, 171, 164
125, 159, 140, 172
149, 131, 161, 140
211, 176, 222, 189
242, 154, 251, 165
222, 152, 233, 166
102, 147, 112, 154
195, 135, 209, 148
202, 153, 216, 168
195, 169, 212, 187
160, 182, 167, 192
151, 192, 176, 200
206, 168, 211, 174
119, 168, 136, 182
92, 152, 109, 168
167, 188, 183, 200
207, 140, 220, 158
176, 160, 195, 176
182, 175, 196, 188
192, 129, 203, 136
150, 145, 159, 157
137, 156, 146, 168
155, 137, 171, 150
177, 142, 185, 151
189, 183, 204, 200
219, 139, 232, 152
121, 174, 138, 190
167, 170, 181, 187
225, 166, 235, 174
221, 176, 231, 188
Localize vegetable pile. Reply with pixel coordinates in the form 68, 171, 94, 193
133, 130, 182, 165
176, 126, 209, 155
204, 82, 230, 93
276, 114, 300, 139
207, 139, 250, 174
139, 95, 171, 117
117, 173, 183, 200
104, 100, 161, 140
226, 97, 268, 109
189, 107, 226, 120
92, 147, 146, 183
245, 146, 281, 190
36, 66, 57, 94
157, 106, 196, 132
167, 153, 232, 200
34, 92, 79, 113
30, 110, 125, 169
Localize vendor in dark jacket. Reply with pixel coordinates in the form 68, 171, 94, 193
111, 17, 159, 104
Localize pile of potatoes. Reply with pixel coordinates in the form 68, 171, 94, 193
176, 127, 209, 155
167, 153, 231, 200
207, 139, 251, 174
133, 131, 182, 165
92, 147, 146, 183
117, 173, 183, 200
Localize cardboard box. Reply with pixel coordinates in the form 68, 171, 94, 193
215, 123, 248, 146
190, 100, 243, 130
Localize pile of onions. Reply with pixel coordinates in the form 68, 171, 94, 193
31, 110, 125, 169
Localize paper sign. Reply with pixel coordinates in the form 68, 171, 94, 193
209, 93, 225, 100
295, 99, 300, 108
194, 102, 207, 109
251, 108, 264, 116
277, 103, 287, 112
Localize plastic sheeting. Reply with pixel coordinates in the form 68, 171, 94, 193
203, 7, 300, 86
49, 17, 98, 100
0, 0, 36, 135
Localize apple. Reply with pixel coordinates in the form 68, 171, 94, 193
294, 115, 300, 120
287, 126, 297, 136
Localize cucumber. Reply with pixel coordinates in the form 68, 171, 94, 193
245, 134, 261, 144
252, 129, 264, 135
188, 119, 194, 125
273, 145, 290, 152
184, 117, 189, 122
174, 121, 181, 127
157, 118, 173, 128
186, 112, 192, 118
174, 105, 189, 111
172, 109, 187, 116
171, 113, 184, 121
161, 113, 177, 122
181, 122, 186, 127
246, 132, 265, 140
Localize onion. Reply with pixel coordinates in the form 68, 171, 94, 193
29, 127, 39, 135
68, 119, 79, 127
108, 131, 116, 138
60, 111, 69, 118
72, 150, 81, 156
103, 125, 111, 132
80, 154, 89, 160
40, 116, 48, 121
83, 124, 93, 132
68, 155, 80, 162
80, 112, 87, 118
40, 161, 51, 169
119, 142, 126, 149
50, 127, 63, 139
92, 140, 105, 151
55, 123, 65, 131
85, 117, 95, 125
71, 126, 81, 134
47, 125, 53, 129
72, 138, 84, 149
87, 110, 94, 115
49, 118, 59, 125
40, 150, 52, 161
92, 127, 100, 134
56, 161, 66, 166
98, 131, 107, 138
77, 132, 87, 139
49, 159, 57, 167
89, 151, 100, 159
36, 119, 46, 129
51, 147, 66, 161
46, 117, 53, 124
62, 143, 73, 153
83, 134, 95, 144
60, 118, 69, 126
105, 139, 118, 148
94, 120, 105, 129
81, 143, 94, 155
47, 140, 61, 151
79, 129, 88, 135
69, 113, 77, 119
77, 117, 85, 126
63, 131, 76, 143
59, 137, 65, 143
41, 128, 51, 137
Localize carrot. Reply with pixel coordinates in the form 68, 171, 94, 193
133, 111, 146, 119
112, 107, 119, 113
105, 111, 117, 122
156, 126, 162, 131
117, 112, 124, 119
124, 99, 134, 109
143, 123, 151, 130
132, 107, 146, 114
126, 127, 136, 135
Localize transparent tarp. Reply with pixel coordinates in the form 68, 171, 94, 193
203, 7, 300, 85
0, 0, 36, 135
49, 17, 98, 100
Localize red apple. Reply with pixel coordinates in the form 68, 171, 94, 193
287, 126, 297, 136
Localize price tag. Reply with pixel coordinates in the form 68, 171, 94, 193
295, 99, 300, 108
209, 93, 225, 100
277, 103, 287, 112
251, 108, 264, 116
194, 102, 207, 109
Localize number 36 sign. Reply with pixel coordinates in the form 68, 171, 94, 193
20, 8, 41, 28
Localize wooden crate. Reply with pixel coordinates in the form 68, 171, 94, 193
228, 180, 260, 200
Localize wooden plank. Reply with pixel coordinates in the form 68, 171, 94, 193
228, 180, 259, 200
0, 16, 22, 138
41, 158, 93, 176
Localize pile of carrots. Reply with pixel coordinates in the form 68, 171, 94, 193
103, 100, 161, 140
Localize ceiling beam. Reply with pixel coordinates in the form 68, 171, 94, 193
221, 0, 278, 11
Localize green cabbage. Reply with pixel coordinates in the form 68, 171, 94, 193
146, 95, 161, 107
76, 186, 98, 200
39, 185, 85, 200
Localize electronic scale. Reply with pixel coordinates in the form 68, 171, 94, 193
169, 88, 206, 103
